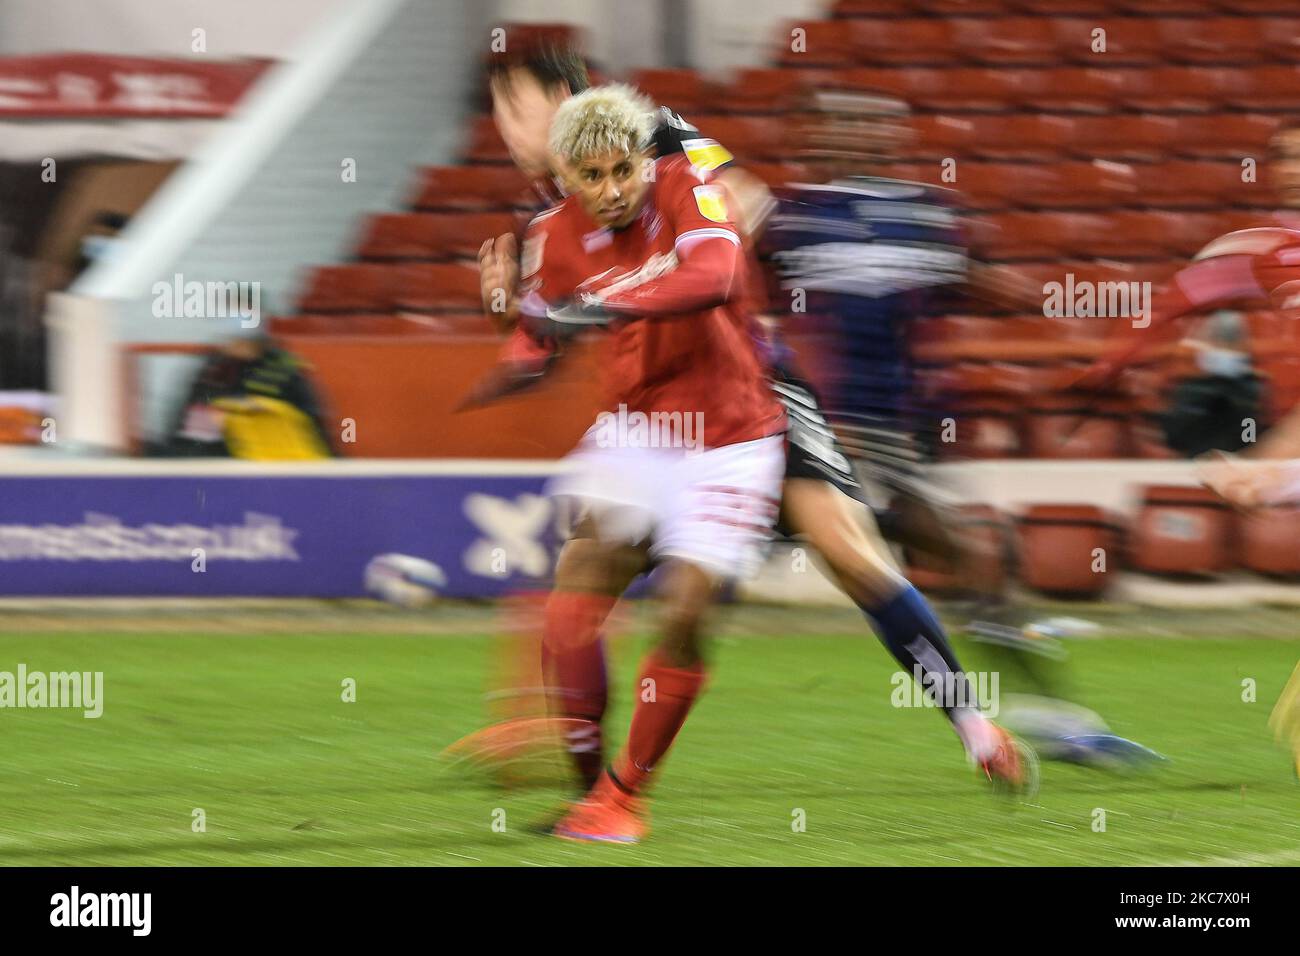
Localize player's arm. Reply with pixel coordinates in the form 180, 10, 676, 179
965, 261, 1043, 313
589, 172, 743, 318
1073, 254, 1264, 390
654, 109, 774, 243
478, 232, 521, 333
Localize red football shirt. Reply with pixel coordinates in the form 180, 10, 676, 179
517, 155, 784, 449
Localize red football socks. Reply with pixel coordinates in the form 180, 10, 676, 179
610, 652, 708, 795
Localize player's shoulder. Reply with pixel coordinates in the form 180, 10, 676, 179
651, 106, 735, 173
1194, 218, 1300, 262
522, 197, 577, 238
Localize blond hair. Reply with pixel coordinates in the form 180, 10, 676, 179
548, 83, 655, 166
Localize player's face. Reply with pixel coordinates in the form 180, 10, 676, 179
564, 149, 651, 229
1275, 128, 1300, 209
491, 70, 567, 179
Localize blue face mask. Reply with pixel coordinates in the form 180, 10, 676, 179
1197, 347, 1250, 378
79, 235, 117, 262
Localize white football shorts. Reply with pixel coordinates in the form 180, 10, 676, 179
547, 428, 784, 581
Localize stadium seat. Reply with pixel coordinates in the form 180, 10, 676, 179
945, 161, 1056, 209
1043, 160, 1139, 209
906, 504, 1010, 596
1217, 0, 1300, 12
1129, 160, 1252, 209
1130, 485, 1233, 575
1007, 0, 1113, 11
943, 114, 1076, 161
690, 115, 784, 160
1157, 17, 1265, 65
1259, 18, 1300, 63
1017, 504, 1118, 595
1050, 18, 1163, 66
357, 212, 515, 261
1020, 68, 1130, 113
776, 21, 854, 67
1237, 506, 1300, 576
1175, 114, 1283, 159
298, 263, 481, 312
1067, 115, 1182, 161
411, 165, 529, 210
1228, 66, 1300, 111
630, 69, 716, 114
1112, 0, 1217, 10
465, 115, 510, 163
1023, 397, 1129, 458
952, 17, 1059, 66
830, 0, 918, 14
746, 161, 811, 188
720, 68, 812, 114
298, 264, 406, 312
845, 18, 958, 65
391, 263, 484, 311
1125, 67, 1246, 112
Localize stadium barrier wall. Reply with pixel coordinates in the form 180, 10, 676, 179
2, 458, 1288, 602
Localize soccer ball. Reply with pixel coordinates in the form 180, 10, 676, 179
364, 553, 446, 608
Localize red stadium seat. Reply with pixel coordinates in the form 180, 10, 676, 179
1228, 66, 1300, 111
1068, 115, 1182, 161
391, 263, 484, 311
909, 114, 984, 159
411, 165, 529, 210
1051, 18, 1163, 66
1259, 18, 1300, 63
1130, 161, 1254, 209
1174, 113, 1283, 159
1157, 17, 1264, 65
297, 263, 481, 312
1017, 505, 1118, 595
688, 115, 784, 160
1112, 0, 1217, 10
942, 114, 1076, 161
826, 66, 918, 99
465, 115, 510, 163
1218, 0, 1300, 12
830, 0, 917, 14
845, 18, 957, 65
946, 161, 1057, 209
721, 68, 812, 114
1044, 160, 1140, 208
629, 69, 716, 114
1008, 0, 1114, 10
1237, 506, 1300, 576
1125, 67, 1246, 112
952, 17, 1059, 65
1019, 68, 1131, 113
357, 212, 516, 261
1130, 485, 1233, 575
1023, 396, 1130, 458
776, 21, 854, 67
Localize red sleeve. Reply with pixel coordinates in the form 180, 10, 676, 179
1078, 254, 1264, 387
594, 160, 744, 317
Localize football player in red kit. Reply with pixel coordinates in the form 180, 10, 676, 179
519, 84, 785, 842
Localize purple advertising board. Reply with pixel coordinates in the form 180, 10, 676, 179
0, 466, 565, 597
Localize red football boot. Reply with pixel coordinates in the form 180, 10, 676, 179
552, 772, 648, 845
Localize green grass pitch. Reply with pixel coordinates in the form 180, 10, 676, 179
0, 604, 1297, 865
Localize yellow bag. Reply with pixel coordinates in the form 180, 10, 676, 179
215, 396, 330, 460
